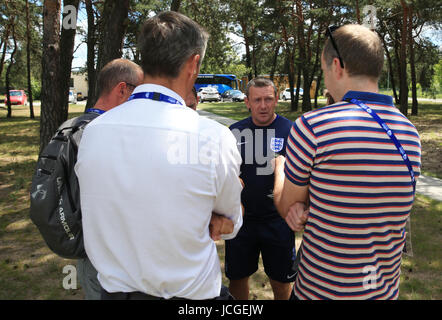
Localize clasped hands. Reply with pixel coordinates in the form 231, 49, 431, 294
209, 178, 245, 241
209, 212, 234, 241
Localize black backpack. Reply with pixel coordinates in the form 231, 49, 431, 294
29, 113, 98, 259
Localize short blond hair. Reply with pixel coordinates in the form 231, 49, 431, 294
245, 77, 277, 98
323, 24, 384, 80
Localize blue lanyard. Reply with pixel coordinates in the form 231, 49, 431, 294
350, 98, 416, 194
128, 92, 183, 105
85, 108, 106, 115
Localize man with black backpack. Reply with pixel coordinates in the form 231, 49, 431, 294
75, 12, 243, 300
30, 58, 144, 299
31, 57, 236, 299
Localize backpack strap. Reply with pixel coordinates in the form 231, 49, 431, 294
54, 118, 94, 212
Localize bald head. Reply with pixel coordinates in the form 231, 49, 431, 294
97, 59, 144, 98
93, 59, 144, 111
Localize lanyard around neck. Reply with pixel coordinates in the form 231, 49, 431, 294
128, 91, 183, 106
85, 108, 106, 115
349, 98, 416, 194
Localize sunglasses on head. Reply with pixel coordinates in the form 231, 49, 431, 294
325, 25, 344, 69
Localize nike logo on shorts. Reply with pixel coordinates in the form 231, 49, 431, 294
286, 272, 297, 280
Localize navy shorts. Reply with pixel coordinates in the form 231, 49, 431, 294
225, 217, 296, 283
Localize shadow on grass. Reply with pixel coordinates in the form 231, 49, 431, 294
0, 204, 82, 300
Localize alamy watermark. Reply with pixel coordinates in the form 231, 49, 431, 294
362, 265, 378, 290
62, 5, 77, 30
62, 264, 77, 290
166, 128, 283, 176
362, 5, 378, 30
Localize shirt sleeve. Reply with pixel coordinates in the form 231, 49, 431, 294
213, 126, 243, 240
284, 115, 317, 186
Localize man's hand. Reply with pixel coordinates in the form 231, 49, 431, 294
209, 212, 234, 241
285, 202, 309, 232
271, 154, 286, 174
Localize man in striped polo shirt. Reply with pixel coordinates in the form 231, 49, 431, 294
273, 24, 421, 300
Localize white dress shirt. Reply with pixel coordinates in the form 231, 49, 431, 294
75, 84, 243, 299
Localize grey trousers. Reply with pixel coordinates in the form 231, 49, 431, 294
77, 256, 102, 300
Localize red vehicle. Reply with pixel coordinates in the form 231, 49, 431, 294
4, 90, 27, 105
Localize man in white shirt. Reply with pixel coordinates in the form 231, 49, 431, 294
75, 11, 243, 300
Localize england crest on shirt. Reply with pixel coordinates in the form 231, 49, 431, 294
270, 137, 284, 153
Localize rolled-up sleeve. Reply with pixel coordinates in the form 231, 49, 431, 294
284, 116, 317, 186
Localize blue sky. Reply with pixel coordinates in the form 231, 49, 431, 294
71, 5, 88, 70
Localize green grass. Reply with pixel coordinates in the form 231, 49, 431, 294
0, 102, 440, 299
0, 104, 83, 299
399, 195, 442, 299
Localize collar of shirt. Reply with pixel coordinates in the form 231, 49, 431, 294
248, 114, 280, 129
343, 90, 394, 106
131, 83, 186, 107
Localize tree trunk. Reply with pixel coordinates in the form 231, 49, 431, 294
314, 69, 322, 108
5, 22, 17, 119
1, 0, 13, 78
399, 0, 409, 116
269, 43, 280, 81
94, 0, 130, 105
355, 0, 361, 24
85, 0, 96, 110
280, 15, 297, 111
294, 63, 301, 110
309, 29, 323, 109
0, 24, 10, 78
284, 52, 296, 111
296, 0, 311, 112
40, 0, 62, 153
26, 0, 35, 119
252, 42, 258, 78
381, 34, 399, 104
240, 19, 253, 81
97, 0, 130, 73
59, 0, 80, 120
170, 0, 182, 12
393, 30, 402, 105
408, 6, 418, 116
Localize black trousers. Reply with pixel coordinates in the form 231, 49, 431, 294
101, 285, 234, 300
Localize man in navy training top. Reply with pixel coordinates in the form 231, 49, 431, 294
226, 77, 295, 300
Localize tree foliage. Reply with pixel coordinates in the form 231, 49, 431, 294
1, 0, 441, 147
0, 0, 42, 96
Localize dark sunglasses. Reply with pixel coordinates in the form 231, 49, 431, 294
325, 25, 344, 69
